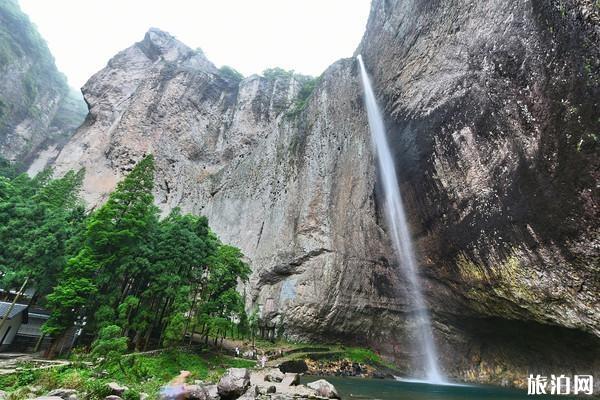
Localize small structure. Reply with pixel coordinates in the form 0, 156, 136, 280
0, 301, 50, 352
0, 301, 28, 350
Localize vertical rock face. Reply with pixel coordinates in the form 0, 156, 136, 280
47, 28, 407, 355
358, 0, 599, 383
27, 0, 599, 386
0, 0, 86, 165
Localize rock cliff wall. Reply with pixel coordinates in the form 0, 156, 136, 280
0, 0, 86, 165
358, 0, 599, 384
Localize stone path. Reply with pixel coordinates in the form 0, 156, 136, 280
0, 353, 69, 375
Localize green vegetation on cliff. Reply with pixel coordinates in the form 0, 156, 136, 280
0, 0, 66, 128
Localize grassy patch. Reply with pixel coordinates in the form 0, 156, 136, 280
342, 347, 384, 364
0, 349, 255, 400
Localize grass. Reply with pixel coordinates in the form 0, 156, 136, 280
343, 347, 385, 364
0, 348, 255, 400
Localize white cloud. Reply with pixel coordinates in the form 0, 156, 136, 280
19, 0, 371, 88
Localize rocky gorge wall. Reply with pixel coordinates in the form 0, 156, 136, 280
23, 0, 600, 387
358, 0, 600, 385
45, 27, 406, 357
0, 0, 86, 165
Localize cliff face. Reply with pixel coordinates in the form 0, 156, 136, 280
29, 0, 599, 386
0, 0, 86, 166
358, 0, 600, 384
48, 28, 405, 352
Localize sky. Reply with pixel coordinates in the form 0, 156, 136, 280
19, 0, 371, 89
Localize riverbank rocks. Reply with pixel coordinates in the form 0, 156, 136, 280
280, 373, 299, 386
182, 383, 220, 400
278, 360, 308, 374
237, 385, 259, 400
306, 380, 340, 399
265, 369, 285, 383
305, 359, 372, 377
204, 384, 219, 400
104, 396, 122, 400
218, 368, 251, 399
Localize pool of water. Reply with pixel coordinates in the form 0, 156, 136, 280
300, 376, 580, 400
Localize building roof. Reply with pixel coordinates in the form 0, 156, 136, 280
0, 301, 28, 320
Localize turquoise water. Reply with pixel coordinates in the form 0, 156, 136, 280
301, 376, 581, 400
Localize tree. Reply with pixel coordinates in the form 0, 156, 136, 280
82, 155, 159, 335
162, 312, 185, 348
91, 324, 128, 373
43, 155, 158, 351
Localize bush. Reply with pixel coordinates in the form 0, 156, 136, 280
262, 67, 294, 81
287, 77, 319, 117
91, 325, 128, 372
84, 379, 112, 399
219, 66, 244, 83
122, 389, 141, 400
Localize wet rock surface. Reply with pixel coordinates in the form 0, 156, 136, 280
357, 0, 600, 385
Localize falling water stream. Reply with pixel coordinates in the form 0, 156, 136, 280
357, 55, 445, 384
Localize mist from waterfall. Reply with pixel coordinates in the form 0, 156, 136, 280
357, 55, 445, 384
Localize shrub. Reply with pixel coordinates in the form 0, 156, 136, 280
219, 66, 244, 83
262, 67, 294, 81
91, 325, 128, 372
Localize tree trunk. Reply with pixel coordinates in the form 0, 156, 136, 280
34, 333, 46, 352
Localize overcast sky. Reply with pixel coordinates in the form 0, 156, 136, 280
19, 0, 371, 89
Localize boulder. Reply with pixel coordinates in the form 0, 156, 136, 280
372, 371, 394, 379
236, 385, 258, 400
281, 373, 300, 386
107, 382, 128, 396
203, 384, 219, 400
278, 360, 308, 374
139, 394, 149, 400
47, 389, 78, 399
265, 368, 285, 383
265, 395, 293, 400
185, 385, 208, 400
104, 396, 123, 400
266, 385, 276, 394
33, 397, 63, 400
217, 368, 250, 399
0, 391, 7, 400
306, 379, 340, 399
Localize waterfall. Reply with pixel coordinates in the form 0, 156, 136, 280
357, 55, 445, 383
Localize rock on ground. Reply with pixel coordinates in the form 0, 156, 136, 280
280, 373, 299, 386
306, 380, 340, 399
218, 368, 251, 399
265, 368, 285, 383
107, 382, 128, 396
46, 389, 78, 399
237, 385, 259, 400
33, 397, 64, 400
